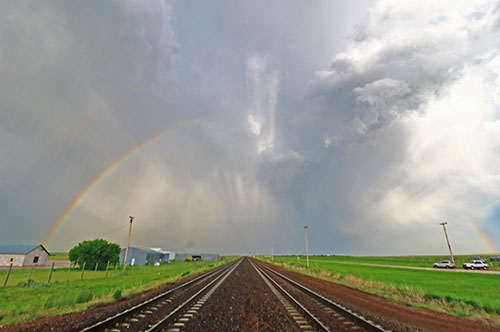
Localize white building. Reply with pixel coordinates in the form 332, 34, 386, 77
150, 248, 175, 261
0, 244, 50, 267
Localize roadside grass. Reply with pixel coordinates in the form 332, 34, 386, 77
261, 256, 500, 325
0, 258, 236, 327
303, 254, 500, 271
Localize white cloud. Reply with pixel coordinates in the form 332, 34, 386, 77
246, 54, 280, 154
354, 78, 411, 126
312, 0, 499, 135
307, 0, 500, 252
366, 66, 500, 228
323, 134, 340, 148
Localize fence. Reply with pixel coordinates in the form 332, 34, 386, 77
2, 261, 121, 288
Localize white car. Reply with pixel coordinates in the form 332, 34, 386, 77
433, 260, 456, 269
462, 260, 488, 270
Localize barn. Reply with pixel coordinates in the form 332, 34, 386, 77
0, 244, 50, 267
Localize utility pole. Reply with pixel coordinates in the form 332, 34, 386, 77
123, 216, 134, 272
271, 247, 274, 261
304, 225, 309, 268
439, 222, 455, 265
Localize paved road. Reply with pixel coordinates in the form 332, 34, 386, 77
309, 259, 500, 274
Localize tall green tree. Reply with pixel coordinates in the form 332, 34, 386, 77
69, 239, 120, 270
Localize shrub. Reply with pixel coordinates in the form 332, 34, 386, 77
113, 289, 122, 300
43, 297, 57, 309
69, 239, 120, 270
16, 281, 46, 288
76, 291, 93, 304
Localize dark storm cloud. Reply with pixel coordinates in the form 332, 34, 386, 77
2, 0, 499, 255
0, 0, 179, 240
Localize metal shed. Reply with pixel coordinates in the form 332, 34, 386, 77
120, 247, 171, 266
150, 248, 175, 261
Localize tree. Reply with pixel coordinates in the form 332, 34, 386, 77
69, 239, 120, 270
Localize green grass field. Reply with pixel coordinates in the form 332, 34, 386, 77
47, 253, 69, 261
261, 256, 500, 323
0, 258, 236, 326
305, 254, 500, 270
2, 262, 119, 286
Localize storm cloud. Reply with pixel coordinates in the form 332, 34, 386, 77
1, 0, 499, 255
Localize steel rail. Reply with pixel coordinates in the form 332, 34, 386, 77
251, 259, 332, 332
79, 259, 239, 332
146, 257, 242, 332
255, 259, 388, 332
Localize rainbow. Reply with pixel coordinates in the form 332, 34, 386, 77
44, 114, 212, 246
467, 219, 497, 253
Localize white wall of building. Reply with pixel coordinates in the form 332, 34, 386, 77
0, 254, 25, 267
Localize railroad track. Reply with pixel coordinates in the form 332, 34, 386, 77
251, 259, 390, 332
79, 258, 242, 332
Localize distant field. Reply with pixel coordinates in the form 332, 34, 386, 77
47, 253, 69, 261
261, 256, 500, 322
0, 257, 236, 327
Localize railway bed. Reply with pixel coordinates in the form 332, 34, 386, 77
180, 256, 302, 332
251, 259, 389, 332
79, 258, 242, 332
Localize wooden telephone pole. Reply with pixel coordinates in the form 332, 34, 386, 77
123, 216, 134, 271
439, 222, 455, 265
304, 225, 309, 268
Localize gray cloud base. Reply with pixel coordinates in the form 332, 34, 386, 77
1, 1, 499, 255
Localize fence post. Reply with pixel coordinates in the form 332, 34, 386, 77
80, 262, 86, 280
94, 262, 98, 278
66, 264, 71, 282
105, 261, 110, 278
3, 263, 12, 287
47, 262, 55, 283
28, 265, 34, 285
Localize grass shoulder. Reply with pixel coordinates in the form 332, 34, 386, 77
259, 256, 500, 328
0, 257, 237, 327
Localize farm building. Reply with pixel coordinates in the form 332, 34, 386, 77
175, 253, 220, 262
0, 243, 50, 267
119, 247, 173, 266
150, 248, 175, 261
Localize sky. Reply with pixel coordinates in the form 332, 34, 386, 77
1, 0, 499, 255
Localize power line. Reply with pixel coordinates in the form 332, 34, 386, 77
94, 223, 129, 239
